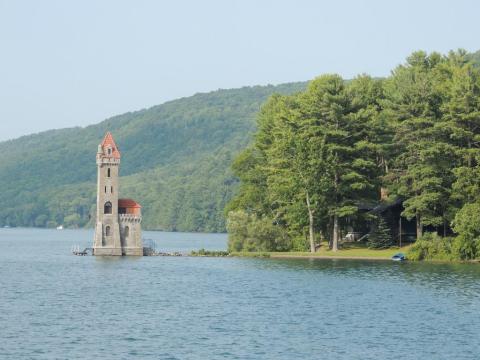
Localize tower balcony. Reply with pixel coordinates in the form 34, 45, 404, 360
119, 213, 142, 223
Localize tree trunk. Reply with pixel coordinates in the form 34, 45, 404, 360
416, 213, 423, 239
468, 139, 472, 168
306, 192, 315, 253
332, 214, 339, 252
332, 169, 340, 252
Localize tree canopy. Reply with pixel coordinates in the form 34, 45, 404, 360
227, 49, 480, 259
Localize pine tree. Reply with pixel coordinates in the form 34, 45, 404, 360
383, 51, 455, 238
367, 216, 393, 249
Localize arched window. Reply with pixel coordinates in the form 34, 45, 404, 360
107, 168, 111, 178
125, 226, 129, 237
105, 225, 111, 236
104, 201, 112, 214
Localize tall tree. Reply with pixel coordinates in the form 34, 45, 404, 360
264, 94, 331, 252
298, 75, 380, 251
383, 51, 454, 238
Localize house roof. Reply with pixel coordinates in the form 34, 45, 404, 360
370, 198, 403, 214
100, 132, 121, 159
118, 198, 142, 209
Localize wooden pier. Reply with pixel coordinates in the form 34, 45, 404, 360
71, 245, 93, 256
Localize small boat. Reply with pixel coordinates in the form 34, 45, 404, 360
392, 253, 406, 261
56, 225, 64, 230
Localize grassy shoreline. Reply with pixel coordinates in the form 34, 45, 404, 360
229, 242, 413, 260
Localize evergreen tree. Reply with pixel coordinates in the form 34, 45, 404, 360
301, 75, 380, 251
367, 216, 393, 249
382, 51, 455, 238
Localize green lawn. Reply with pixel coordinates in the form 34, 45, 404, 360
232, 242, 412, 260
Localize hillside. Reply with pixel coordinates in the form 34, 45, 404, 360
0, 82, 306, 232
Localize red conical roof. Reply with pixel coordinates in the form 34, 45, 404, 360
100, 132, 121, 159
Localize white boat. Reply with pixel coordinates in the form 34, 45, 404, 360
56, 225, 64, 230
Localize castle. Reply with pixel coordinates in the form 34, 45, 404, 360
93, 132, 143, 256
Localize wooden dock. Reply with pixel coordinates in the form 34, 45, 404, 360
72, 245, 92, 256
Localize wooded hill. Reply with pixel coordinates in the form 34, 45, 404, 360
0, 82, 306, 231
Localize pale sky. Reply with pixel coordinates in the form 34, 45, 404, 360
0, 0, 478, 141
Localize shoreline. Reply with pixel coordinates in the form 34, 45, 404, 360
228, 252, 480, 263
269, 254, 392, 261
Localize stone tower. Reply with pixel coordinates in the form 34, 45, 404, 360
93, 132, 143, 256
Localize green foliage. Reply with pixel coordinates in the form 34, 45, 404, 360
407, 203, 480, 261
227, 74, 384, 252
451, 202, 480, 259
407, 233, 454, 261
190, 249, 229, 257
226, 210, 291, 252
0, 82, 306, 231
228, 49, 480, 257
383, 51, 457, 234
367, 216, 394, 249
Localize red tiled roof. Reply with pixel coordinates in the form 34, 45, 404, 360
118, 198, 142, 208
100, 132, 121, 159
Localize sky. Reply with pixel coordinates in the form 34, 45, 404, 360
0, 0, 478, 141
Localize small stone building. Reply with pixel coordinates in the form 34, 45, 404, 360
93, 132, 143, 256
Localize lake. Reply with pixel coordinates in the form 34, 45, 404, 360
0, 228, 479, 359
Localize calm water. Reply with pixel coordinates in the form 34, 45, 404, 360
0, 229, 479, 359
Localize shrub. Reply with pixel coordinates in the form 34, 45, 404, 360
291, 235, 310, 252
191, 249, 229, 257
407, 232, 454, 261
451, 202, 480, 260
452, 235, 478, 260
226, 210, 291, 252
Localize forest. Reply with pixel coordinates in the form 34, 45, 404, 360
0, 82, 306, 232
226, 49, 480, 260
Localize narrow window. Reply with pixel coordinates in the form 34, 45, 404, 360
108, 148, 112, 155
104, 201, 112, 214
107, 168, 111, 178
105, 226, 111, 236
104, 186, 107, 193
111, 186, 113, 194
125, 226, 129, 237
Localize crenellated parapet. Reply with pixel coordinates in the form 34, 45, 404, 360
96, 156, 121, 166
